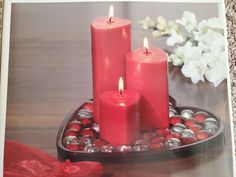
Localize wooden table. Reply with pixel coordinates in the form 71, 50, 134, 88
5, 2, 233, 177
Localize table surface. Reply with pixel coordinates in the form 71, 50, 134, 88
5, 2, 233, 177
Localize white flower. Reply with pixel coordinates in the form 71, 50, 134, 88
207, 17, 224, 29
193, 18, 224, 46
181, 60, 207, 84
156, 16, 168, 31
139, 16, 155, 30
205, 53, 227, 87
152, 29, 170, 37
166, 29, 186, 46
176, 11, 197, 32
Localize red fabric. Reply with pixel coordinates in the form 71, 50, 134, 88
4, 141, 103, 177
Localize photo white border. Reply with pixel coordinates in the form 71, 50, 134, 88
0, 0, 234, 177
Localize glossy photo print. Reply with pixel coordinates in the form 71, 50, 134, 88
0, 1, 235, 177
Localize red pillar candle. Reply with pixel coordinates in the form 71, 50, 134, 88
126, 38, 169, 130
99, 77, 140, 146
91, 6, 131, 122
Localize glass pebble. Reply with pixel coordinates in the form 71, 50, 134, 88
171, 123, 186, 133
116, 145, 132, 153
169, 115, 183, 125
141, 132, 156, 140
67, 121, 82, 131
180, 109, 194, 120
204, 123, 218, 135
92, 123, 100, 133
77, 109, 93, 118
196, 130, 210, 140
169, 109, 177, 117
181, 129, 195, 138
80, 128, 97, 138
181, 137, 197, 144
100, 144, 115, 153
65, 143, 81, 151
194, 111, 208, 123
80, 118, 93, 127
189, 124, 203, 133
63, 136, 80, 145
93, 139, 107, 148
83, 102, 94, 113
149, 142, 165, 151
204, 118, 218, 126
133, 143, 149, 152
84, 145, 99, 153
165, 138, 181, 148
80, 135, 95, 146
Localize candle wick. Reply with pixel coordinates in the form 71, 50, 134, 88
145, 47, 150, 55
108, 17, 112, 24
119, 90, 123, 96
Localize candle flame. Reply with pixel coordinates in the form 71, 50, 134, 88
109, 5, 114, 21
143, 37, 149, 51
118, 77, 124, 96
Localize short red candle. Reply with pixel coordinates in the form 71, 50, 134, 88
99, 78, 140, 146
126, 38, 169, 130
91, 6, 131, 122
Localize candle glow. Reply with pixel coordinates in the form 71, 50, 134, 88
108, 5, 114, 22
119, 77, 124, 95
143, 37, 149, 54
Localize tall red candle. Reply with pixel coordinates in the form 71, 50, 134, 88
126, 38, 169, 130
91, 6, 131, 122
99, 78, 140, 146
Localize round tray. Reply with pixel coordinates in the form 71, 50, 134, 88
56, 100, 223, 163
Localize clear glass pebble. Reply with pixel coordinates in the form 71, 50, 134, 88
92, 123, 100, 133
171, 123, 187, 133
63, 136, 80, 145
204, 123, 218, 135
165, 138, 181, 148
77, 109, 93, 118
116, 145, 132, 153
169, 109, 177, 117
180, 109, 194, 120
133, 143, 149, 152
181, 129, 195, 138
100, 144, 115, 153
84, 144, 99, 153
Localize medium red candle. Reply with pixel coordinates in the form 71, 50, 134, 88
99, 77, 140, 146
91, 6, 131, 122
126, 38, 169, 130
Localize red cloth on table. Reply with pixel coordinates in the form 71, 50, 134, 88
4, 140, 103, 177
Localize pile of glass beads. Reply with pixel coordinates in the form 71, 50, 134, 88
62, 99, 220, 153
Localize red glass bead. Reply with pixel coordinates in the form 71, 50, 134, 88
149, 142, 165, 151
181, 137, 197, 145
189, 124, 203, 133
184, 119, 196, 128
93, 139, 107, 148
83, 102, 94, 113
169, 116, 183, 125
80, 118, 93, 127
150, 136, 165, 143
194, 112, 208, 123
64, 129, 78, 137
65, 143, 81, 151
165, 132, 181, 141
196, 130, 210, 140
67, 121, 82, 131
155, 128, 170, 137
80, 128, 96, 138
